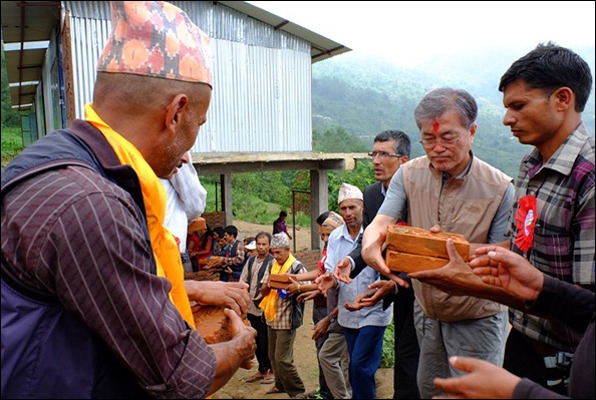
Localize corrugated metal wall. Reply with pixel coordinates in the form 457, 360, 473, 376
64, 1, 312, 153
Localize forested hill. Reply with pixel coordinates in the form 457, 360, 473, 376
311, 46, 595, 180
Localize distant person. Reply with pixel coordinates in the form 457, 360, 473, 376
273, 210, 292, 240
360, 88, 515, 398
187, 222, 214, 272
333, 130, 417, 399
318, 183, 391, 399
239, 232, 275, 385
259, 233, 308, 398
220, 225, 245, 282
243, 238, 258, 259
0, 2, 255, 398
287, 210, 338, 400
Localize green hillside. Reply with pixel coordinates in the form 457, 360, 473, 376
311, 49, 595, 179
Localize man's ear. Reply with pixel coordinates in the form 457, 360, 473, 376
165, 94, 189, 132
553, 87, 573, 111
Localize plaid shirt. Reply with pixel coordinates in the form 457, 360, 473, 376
509, 122, 595, 351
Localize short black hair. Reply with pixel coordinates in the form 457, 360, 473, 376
374, 130, 411, 158
499, 42, 592, 112
255, 231, 272, 243
224, 225, 238, 238
279, 211, 287, 217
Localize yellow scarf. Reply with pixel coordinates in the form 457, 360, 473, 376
259, 253, 295, 322
84, 103, 195, 328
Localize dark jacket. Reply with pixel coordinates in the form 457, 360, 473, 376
513, 275, 595, 399
1, 121, 150, 399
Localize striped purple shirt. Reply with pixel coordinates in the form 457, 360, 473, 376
1, 165, 215, 398
509, 122, 595, 351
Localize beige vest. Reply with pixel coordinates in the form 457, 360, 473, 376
403, 155, 512, 321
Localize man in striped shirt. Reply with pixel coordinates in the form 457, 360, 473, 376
1, 2, 255, 398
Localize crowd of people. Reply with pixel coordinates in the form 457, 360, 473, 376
0, 1, 593, 400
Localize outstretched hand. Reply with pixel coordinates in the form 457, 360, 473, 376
315, 272, 337, 297
344, 280, 395, 311
334, 257, 353, 284
297, 289, 319, 302
433, 356, 521, 399
470, 246, 544, 302
408, 239, 482, 296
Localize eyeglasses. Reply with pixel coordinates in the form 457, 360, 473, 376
368, 151, 403, 159
419, 135, 460, 149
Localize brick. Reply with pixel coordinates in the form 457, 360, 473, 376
192, 305, 250, 344
386, 250, 449, 273
268, 273, 291, 289
386, 225, 469, 260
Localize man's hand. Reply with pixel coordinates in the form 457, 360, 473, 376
312, 316, 331, 340
224, 308, 257, 369
433, 356, 521, 399
207, 309, 257, 396
334, 257, 353, 284
185, 280, 251, 316
408, 239, 490, 297
315, 272, 337, 297
470, 246, 544, 302
286, 276, 301, 296
297, 289, 319, 302
361, 215, 409, 289
344, 280, 395, 311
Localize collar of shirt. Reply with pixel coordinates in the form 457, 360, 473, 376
524, 122, 591, 178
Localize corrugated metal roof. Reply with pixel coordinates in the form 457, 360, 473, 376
1, 1, 351, 111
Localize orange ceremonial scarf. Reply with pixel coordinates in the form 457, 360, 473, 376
85, 103, 195, 328
259, 253, 295, 322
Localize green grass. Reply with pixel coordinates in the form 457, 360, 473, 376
380, 319, 395, 368
201, 180, 313, 228
1, 126, 23, 167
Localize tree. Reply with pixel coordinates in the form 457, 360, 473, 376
1, 43, 21, 128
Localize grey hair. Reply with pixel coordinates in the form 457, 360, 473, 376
414, 88, 477, 130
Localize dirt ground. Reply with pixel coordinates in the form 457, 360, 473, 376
233, 220, 314, 252
212, 300, 394, 399
213, 220, 394, 399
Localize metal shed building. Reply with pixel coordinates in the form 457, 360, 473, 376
2, 1, 363, 250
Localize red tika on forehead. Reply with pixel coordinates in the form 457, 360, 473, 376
432, 119, 440, 133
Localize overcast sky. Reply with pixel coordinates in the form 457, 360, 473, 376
248, 1, 595, 68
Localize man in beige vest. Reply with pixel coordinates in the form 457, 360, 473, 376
361, 88, 515, 398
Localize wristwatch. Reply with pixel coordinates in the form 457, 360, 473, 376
328, 316, 336, 323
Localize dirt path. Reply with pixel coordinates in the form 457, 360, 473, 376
212, 301, 394, 399
213, 220, 394, 399
233, 220, 313, 252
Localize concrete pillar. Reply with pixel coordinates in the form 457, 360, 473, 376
221, 173, 233, 226
310, 169, 328, 250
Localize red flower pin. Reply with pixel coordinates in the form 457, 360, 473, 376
514, 195, 537, 252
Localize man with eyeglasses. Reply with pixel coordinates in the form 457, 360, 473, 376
333, 130, 421, 399
360, 88, 516, 398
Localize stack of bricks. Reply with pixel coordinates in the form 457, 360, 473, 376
385, 225, 469, 273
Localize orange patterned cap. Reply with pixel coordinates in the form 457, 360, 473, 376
97, 1, 213, 87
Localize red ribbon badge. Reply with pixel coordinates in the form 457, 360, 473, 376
514, 195, 537, 252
